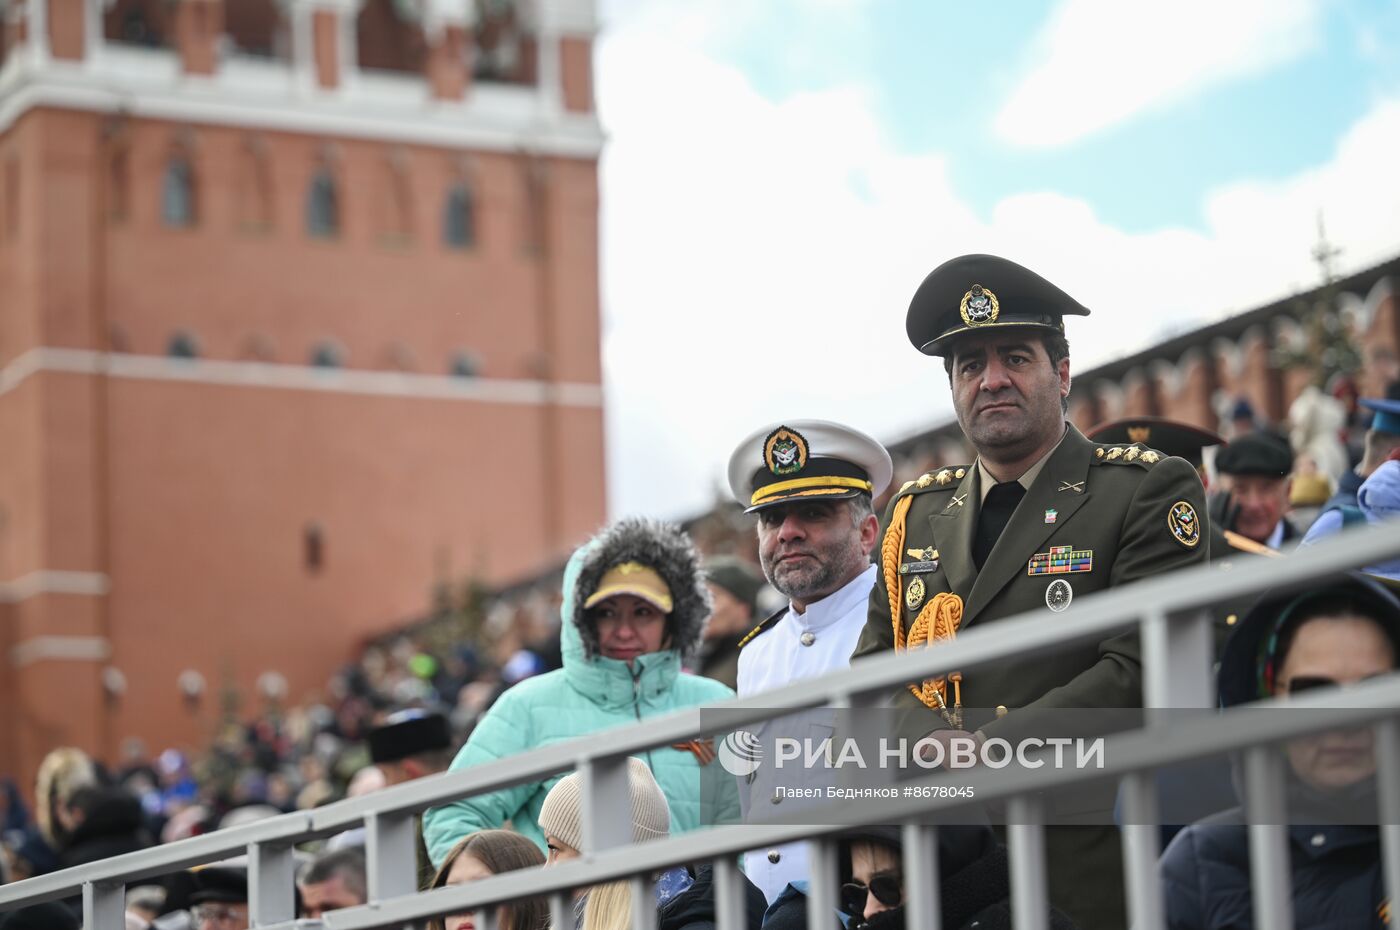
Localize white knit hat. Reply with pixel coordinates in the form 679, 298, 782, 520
538, 757, 671, 852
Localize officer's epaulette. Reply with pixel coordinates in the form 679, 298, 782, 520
737, 605, 786, 649
895, 466, 969, 497
1223, 529, 1278, 557
1091, 443, 1163, 467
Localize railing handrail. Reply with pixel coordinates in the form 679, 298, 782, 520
4, 520, 1400, 923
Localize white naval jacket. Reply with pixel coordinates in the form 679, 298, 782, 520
737, 563, 877, 904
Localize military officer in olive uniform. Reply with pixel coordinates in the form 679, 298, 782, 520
851, 254, 1210, 930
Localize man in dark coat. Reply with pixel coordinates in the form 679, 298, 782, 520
851, 254, 1210, 930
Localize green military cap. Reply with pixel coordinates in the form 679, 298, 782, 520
1215, 431, 1293, 478
1087, 416, 1224, 469
906, 253, 1091, 357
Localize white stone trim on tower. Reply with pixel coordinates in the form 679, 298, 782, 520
0, 347, 606, 407
0, 48, 604, 157
10, 635, 113, 666
421, 0, 475, 37
29, 0, 51, 66
0, 570, 112, 603
528, 0, 563, 118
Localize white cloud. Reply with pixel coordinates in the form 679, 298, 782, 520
994, 0, 1323, 148
595, 6, 1400, 521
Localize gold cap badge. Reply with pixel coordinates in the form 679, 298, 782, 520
763, 426, 809, 476
959, 284, 1000, 327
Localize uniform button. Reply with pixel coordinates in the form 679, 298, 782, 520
767, 850, 781, 863
1226, 614, 1238, 626
1311, 833, 1326, 847
800, 632, 816, 646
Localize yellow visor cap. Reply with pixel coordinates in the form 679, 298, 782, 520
583, 562, 674, 613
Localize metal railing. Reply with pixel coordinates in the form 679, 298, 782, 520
4, 521, 1400, 930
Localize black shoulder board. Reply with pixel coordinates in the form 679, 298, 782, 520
737, 605, 787, 649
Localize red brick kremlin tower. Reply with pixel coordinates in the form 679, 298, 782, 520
0, 0, 605, 785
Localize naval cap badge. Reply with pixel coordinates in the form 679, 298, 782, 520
763, 426, 809, 476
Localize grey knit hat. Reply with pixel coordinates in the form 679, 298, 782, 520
537, 757, 670, 852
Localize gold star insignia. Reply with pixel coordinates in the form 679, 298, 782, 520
917, 473, 935, 488
1124, 447, 1140, 462
1105, 447, 1124, 460
935, 469, 953, 485
1141, 450, 1160, 464
900, 480, 915, 493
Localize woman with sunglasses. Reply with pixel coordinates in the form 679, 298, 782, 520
1160, 572, 1400, 929
762, 825, 1076, 930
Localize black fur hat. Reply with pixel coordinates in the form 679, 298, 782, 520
571, 518, 712, 664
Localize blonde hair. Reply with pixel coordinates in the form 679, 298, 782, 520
580, 881, 632, 930
35, 748, 97, 847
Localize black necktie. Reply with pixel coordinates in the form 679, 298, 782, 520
973, 481, 1026, 571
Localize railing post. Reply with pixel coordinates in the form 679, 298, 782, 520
1244, 745, 1293, 928
1141, 607, 1214, 709
580, 756, 633, 853
1007, 795, 1049, 930
248, 840, 297, 926
712, 856, 748, 930
805, 836, 838, 930
549, 891, 572, 929
1376, 717, 1400, 924
901, 822, 941, 930
83, 879, 126, 930
1119, 772, 1165, 930
364, 809, 419, 903
630, 873, 657, 930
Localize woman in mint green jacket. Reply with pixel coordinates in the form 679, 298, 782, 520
423, 518, 737, 865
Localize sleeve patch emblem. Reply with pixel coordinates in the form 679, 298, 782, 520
1169, 501, 1201, 549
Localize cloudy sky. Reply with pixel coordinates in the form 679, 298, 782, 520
592, 0, 1400, 521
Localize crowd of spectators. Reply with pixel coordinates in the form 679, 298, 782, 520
2, 379, 1399, 929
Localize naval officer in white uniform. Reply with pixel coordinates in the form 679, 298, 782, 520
726, 419, 892, 905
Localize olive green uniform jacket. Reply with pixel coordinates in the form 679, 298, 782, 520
850, 423, 1209, 930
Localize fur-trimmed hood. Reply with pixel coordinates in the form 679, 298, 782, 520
565, 517, 713, 665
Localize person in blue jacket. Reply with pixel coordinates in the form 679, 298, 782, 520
423, 517, 737, 865
1159, 573, 1400, 929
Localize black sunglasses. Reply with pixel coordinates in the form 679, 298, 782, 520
1283, 673, 1392, 695
841, 872, 902, 915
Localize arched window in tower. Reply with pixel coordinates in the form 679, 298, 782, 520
310, 341, 344, 368
449, 350, 481, 378
235, 137, 274, 232
443, 183, 475, 249
167, 330, 200, 359
306, 166, 340, 239
303, 522, 324, 573
161, 153, 197, 228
